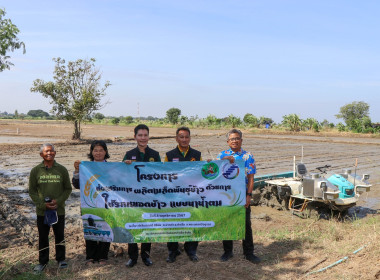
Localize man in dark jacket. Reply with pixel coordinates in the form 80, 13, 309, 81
123, 124, 161, 267
165, 126, 201, 263
29, 143, 72, 274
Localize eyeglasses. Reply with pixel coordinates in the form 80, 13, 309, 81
228, 137, 241, 142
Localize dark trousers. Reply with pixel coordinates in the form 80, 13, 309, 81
128, 243, 151, 260
37, 215, 65, 265
167, 241, 198, 256
223, 207, 254, 256
86, 240, 110, 261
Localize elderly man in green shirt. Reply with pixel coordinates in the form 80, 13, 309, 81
29, 143, 72, 274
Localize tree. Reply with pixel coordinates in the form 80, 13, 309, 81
124, 116, 133, 124
243, 113, 258, 127
226, 114, 241, 128
27, 109, 49, 118
166, 107, 181, 124
93, 112, 105, 120
111, 117, 120, 125
312, 122, 320, 132
282, 114, 302, 132
350, 116, 372, 133
14, 110, 18, 119
320, 119, 330, 127
0, 8, 26, 72
360, 116, 372, 133
336, 101, 370, 129
31, 57, 110, 139
205, 114, 222, 126
337, 122, 346, 132
187, 115, 199, 126
302, 118, 318, 130
179, 115, 188, 125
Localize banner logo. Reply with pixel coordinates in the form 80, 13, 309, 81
201, 162, 219, 180
222, 163, 239, 179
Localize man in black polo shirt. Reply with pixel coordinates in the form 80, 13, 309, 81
123, 124, 161, 267
165, 126, 201, 263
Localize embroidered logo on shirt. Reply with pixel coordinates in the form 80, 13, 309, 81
190, 158, 196, 161
149, 157, 155, 162
173, 158, 179, 162
132, 156, 136, 160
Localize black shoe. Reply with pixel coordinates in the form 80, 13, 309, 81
58, 260, 68, 269
220, 251, 233, 262
142, 257, 153, 266
125, 259, 137, 267
166, 250, 181, 263
33, 264, 46, 275
245, 254, 261, 264
188, 254, 199, 262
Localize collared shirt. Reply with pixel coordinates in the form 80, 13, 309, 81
217, 148, 256, 185
178, 145, 190, 157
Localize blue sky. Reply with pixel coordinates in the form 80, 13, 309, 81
1, 0, 379, 123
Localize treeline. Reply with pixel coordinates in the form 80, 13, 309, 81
0, 109, 54, 120
2, 101, 379, 134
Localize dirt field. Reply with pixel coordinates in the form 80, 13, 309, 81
0, 120, 379, 280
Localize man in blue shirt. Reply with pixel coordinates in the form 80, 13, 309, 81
217, 129, 261, 264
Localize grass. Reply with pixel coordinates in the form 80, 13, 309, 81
254, 213, 379, 266
1, 209, 378, 280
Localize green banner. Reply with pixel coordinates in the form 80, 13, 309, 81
80, 160, 246, 243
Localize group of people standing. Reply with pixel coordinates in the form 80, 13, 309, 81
28, 124, 260, 274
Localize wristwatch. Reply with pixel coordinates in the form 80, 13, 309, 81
246, 192, 252, 197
